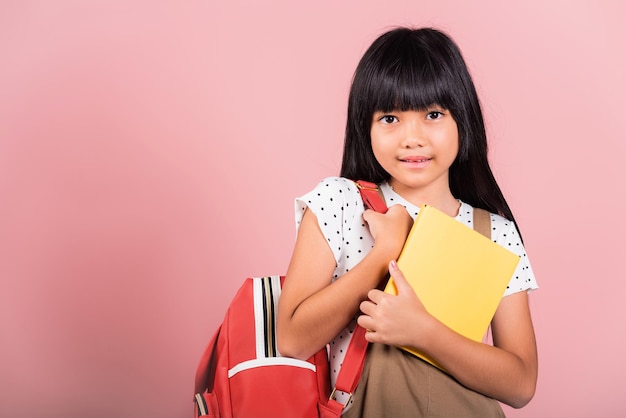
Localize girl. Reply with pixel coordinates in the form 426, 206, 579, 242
276, 27, 538, 417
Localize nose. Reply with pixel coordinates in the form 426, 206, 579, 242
401, 120, 425, 148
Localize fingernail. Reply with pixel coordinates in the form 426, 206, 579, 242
390, 260, 398, 269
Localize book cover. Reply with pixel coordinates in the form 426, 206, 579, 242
384, 205, 520, 371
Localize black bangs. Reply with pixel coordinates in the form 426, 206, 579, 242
369, 58, 454, 114
362, 31, 461, 115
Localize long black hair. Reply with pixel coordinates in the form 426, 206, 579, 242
340, 27, 519, 231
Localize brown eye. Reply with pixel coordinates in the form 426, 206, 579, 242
426, 111, 444, 120
379, 115, 398, 124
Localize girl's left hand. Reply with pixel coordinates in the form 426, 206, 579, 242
357, 260, 434, 348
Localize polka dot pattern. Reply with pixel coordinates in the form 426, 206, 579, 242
294, 176, 538, 405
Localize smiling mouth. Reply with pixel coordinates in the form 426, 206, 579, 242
401, 157, 431, 163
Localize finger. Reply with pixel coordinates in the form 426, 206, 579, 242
388, 260, 414, 295
366, 288, 385, 304
359, 299, 375, 315
356, 314, 375, 332
359, 319, 382, 343
363, 329, 378, 343
362, 208, 378, 224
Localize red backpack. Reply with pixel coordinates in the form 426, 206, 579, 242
193, 181, 387, 417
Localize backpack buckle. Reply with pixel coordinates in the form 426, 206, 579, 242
329, 388, 353, 408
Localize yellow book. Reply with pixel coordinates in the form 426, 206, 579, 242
384, 205, 520, 371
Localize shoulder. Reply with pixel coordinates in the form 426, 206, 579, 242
297, 177, 361, 207
461, 202, 537, 294
477, 207, 538, 294
460, 202, 519, 244
489, 212, 515, 235
294, 177, 363, 225
312, 176, 360, 196
488, 213, 523, 251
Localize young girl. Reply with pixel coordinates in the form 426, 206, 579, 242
276, 27, 538, 417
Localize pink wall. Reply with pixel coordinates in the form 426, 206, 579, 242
1, 1, 624, 417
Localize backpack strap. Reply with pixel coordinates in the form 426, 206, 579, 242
354, 180, 388, 214
327, 180, 388, 410
193, 325, 222, 416
473, 208, 491, 239
194, 325, 221, 395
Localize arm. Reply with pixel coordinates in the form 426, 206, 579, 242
276, 205, 412, 360
359, 261, 538, 408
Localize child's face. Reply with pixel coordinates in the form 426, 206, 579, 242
370, 107, 459, 195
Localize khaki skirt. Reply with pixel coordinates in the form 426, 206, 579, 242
343, 343, 505, 418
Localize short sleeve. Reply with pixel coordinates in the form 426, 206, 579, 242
490, 214, 538, 296
294, 177, 363, 265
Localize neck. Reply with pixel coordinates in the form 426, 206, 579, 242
388, 180, 460, 217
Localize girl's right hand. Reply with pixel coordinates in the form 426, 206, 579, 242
363, 204, 413, 260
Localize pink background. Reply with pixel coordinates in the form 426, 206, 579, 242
1, 1, 624, 417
